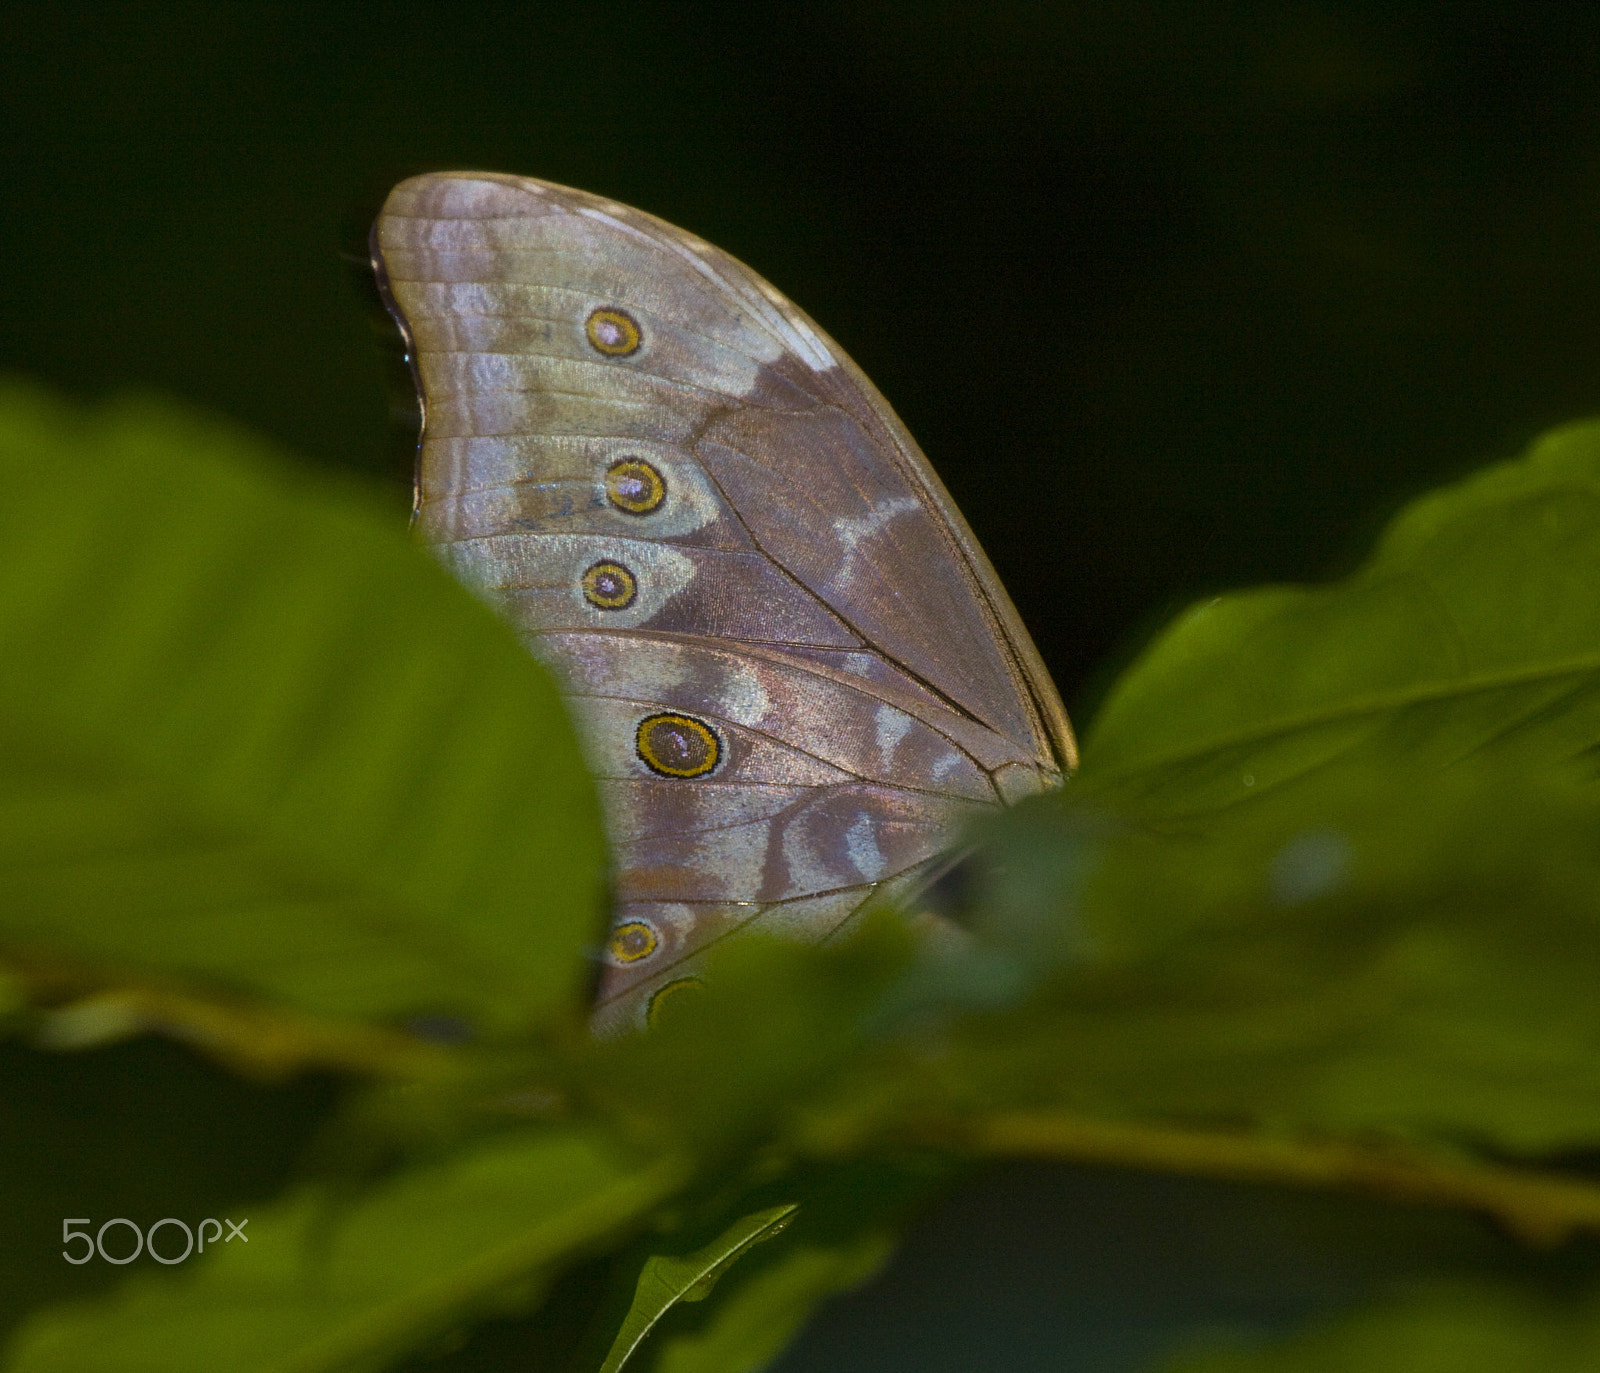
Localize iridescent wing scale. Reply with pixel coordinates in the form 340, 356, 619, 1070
371, 172, 1075, 1029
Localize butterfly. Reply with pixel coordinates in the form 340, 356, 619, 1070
370, 173, 1076, 1031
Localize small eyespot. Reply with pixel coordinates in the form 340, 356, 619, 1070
608, 920, 659, 964
605, 458, 666, 515
647, 976, 705, 1026
586, 307, 641, 356
582, 560, 638, 610
636, 712, 721, 778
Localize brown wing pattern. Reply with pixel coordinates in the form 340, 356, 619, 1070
372, 172, 1074, 1029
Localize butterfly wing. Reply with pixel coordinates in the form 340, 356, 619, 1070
372, 172, 1074, 1027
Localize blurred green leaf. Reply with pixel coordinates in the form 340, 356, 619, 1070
596, 1203, 798, 1373
575, 913, 920, 1155
4, 1127, 684, 1373
854, 420, 1600, 1158
0, 382, 604, 1037
1159, 1278, 1600, 1372
915, 758, 1600, 1156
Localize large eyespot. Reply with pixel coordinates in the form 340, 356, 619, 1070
636, 712, 721, 778
647, 976, 704, 1026
605, 458, 666, 515
608, 920, 659, 964
585, 307, 641, 357
581, 560, 638, 610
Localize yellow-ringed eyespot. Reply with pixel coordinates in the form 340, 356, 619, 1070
581, 560, 638, 610
647, 976, 704, 1026
604, 458, 666, 515
585, 307, 641, 356
608, 920, 659, 964
636, 712, 721, 778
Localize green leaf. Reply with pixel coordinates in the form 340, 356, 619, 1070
767, 421, 1600, 1178
1083, 418, 1600, 818
596, 1204, 798, 1373
855, 420, 1600, 1157
577, 913, 920, 1153
4, 1128, 686, 1373
0, 382, 605, 1037
873, 752, 1600, 1158
649, 1230, 895, 1373
632, 1158, 943, 1373
1159, 1279, 1600, 1372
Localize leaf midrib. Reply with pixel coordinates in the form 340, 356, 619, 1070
1085, 650, 1600, 783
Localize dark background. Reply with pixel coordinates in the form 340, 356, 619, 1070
5, 3, 1600, 1369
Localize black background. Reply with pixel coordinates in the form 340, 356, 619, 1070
5, 4, 1599, 1369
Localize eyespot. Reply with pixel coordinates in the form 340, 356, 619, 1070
647, 976, 704, 1026
636, 712, 721, 778
605, 458, 666, 515
608, 920, 659, 964
582, 560, 638, 610
585, 307, 641, 357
